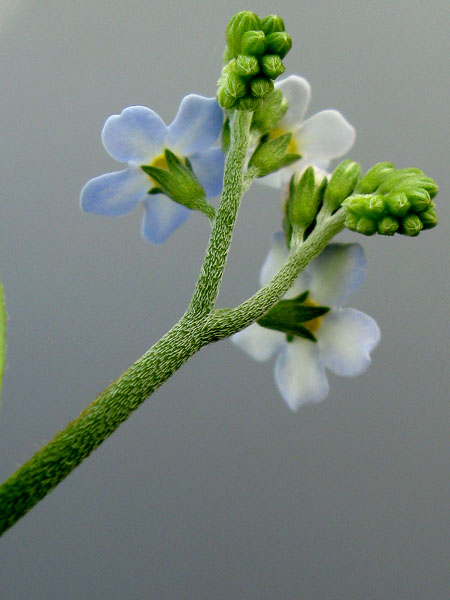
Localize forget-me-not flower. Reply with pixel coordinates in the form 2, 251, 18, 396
232, 236, 380, 410
260, 75, 356, 189
81, 95, 224, 243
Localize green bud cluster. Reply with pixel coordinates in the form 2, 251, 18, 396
343, 163, 438, 236
217, 11, 292, 111
141, 150, 215, 220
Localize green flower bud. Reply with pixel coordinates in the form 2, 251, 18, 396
343, 194, 371, 217
344, 213, 360, 232
235, 96, 263, 111
356, 162, 395, 194
419, 177, 439, 199
250, 77, 274, 98
401, 214, 423, 237
241, 30, 266, 56
217, 85, 235, 109
251, 89, 288, 134
365, 195, 385, 217
323, 159, 361, 213
260, 15, 285, 35
225, 71, 247, 99
418, 205, 438, 229
404, 188, 431, 212
141, 150, 214, 219
377, 216, 399, 236
260, 54, 285, 79
385, 192, 411, 217
356, 217, 377, 236
264, 32, 292, 58
235, 54, 260, 77
225, 11, 261, 58
287, 167, 327, 231
248, 133, 300, 177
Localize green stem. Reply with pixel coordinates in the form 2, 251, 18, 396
188, 110, 253, 316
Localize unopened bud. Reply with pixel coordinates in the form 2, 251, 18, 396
235, 54, 260, 77
418, 205, 438, 229
260, 54, 285, 79
377, 216, 399, 236
401, 214, 423, 236
250, 77, 274, 98
260, 15, 285, 35
356, 217, 377, 236
225, 11, 261, 58
241, 30, 266, 56
385, 192, 411, 217
287, 166, 327, 230
264, 32, 292, 58
323, 159, 361, 213
356, 162, 395, 194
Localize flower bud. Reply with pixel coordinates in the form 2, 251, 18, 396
235, 96, 263, 111
250, 77, 274, 98
377, 216, 399, 236
241, 30, 266, 56
385, 192, 411, 217
217, 85, 235, 109
260, 15, 285, 34
356, 217, 377, 236
225, 71, 247, 100
235, 54, 260, 77
260, 54, 285, 79
344, 213, 360, 232
343, 194, 370, 217
248, 133, 300, 177
404, 188, 431, 212
287, 167, 327, 231
418, 205, 438, 229
364, 195, 385, 217
225, 11, 261, 58
401, 214, 423, 236
264, 31, 292, 58
323, 159, 361, 213
356, 162, 395, 194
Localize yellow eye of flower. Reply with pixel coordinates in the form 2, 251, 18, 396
269, 127, 299, 154
302, 298, 323, 333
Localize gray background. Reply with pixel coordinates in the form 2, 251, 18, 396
0, 0, 449, 598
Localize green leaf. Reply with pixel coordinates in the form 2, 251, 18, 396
0, 280, 5, 407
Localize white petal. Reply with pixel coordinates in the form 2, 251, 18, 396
297, 109, 355, 159
260, 232, 311, 298
275, 75, 311, 131
274, 339, 329, 410
318, 309, 381, 376
231, 323, 285, 362
80, 167, 149, 216
167, 95, 223, 155
141, 194, 190, 244
101, 106, 167, 163
308, 243, 366, 307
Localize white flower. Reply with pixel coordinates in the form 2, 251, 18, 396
231, 234, 380, 410
260, 75, 356, 188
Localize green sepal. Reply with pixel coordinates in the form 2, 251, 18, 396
323, 160, 361, 213
251, 89, 288, 134
241, 30, 266, 56
264, 31, 292, 58
287, 166, 327, 231
377, 216, 399, 236
248, 133, 300, 178
225, 11, 261, 59
0, 280, 5, 408
418, 204, 438, 229
225, 71, 247, 100
401, 214, 423, 236
257, 293, 330, 343
235, 96, 263, 112
260, 15, 285, 35
235, 55, 260, 77
260, 54, 285, 79
355, 162, 395, 194
141, 150, 214, 219
250, 77, 274, 98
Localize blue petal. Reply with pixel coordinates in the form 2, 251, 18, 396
102, 106, 167, 163
188, 148, 225, 198
141, 194, 190, 244
80, 168, 149, 216
308, 243, 366, 307
167, 95, 223, 155
318, 308, 381, 376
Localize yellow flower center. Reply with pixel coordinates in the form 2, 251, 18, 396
151, 153, 168, 170
269, 127, 300, 155
302, 298, 323, 333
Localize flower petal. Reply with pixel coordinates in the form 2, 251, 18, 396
308, 243, 366, 307
101, 106, 167, 163
80, 168, 149, 216
188, 148, 225, 198
274, 338, 329, 410
275, 75, 311, 131
260, 232, 311, 297
168, 95, 223, 155
297, 109, 355, 159
231, 323, 285, 362
141, 194, 190, 244
318, 308, 381, 376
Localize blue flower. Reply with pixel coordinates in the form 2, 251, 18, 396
232, 236, 380, 410
81, 95, 224, 243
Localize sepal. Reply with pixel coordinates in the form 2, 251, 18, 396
323, 160, 361, 214
251, 89, 288, 134
141, 149, 214, 219
248, 133, 300, 178
286, 166, 327, 233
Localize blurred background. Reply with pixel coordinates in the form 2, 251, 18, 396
0, 1, 449, 598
